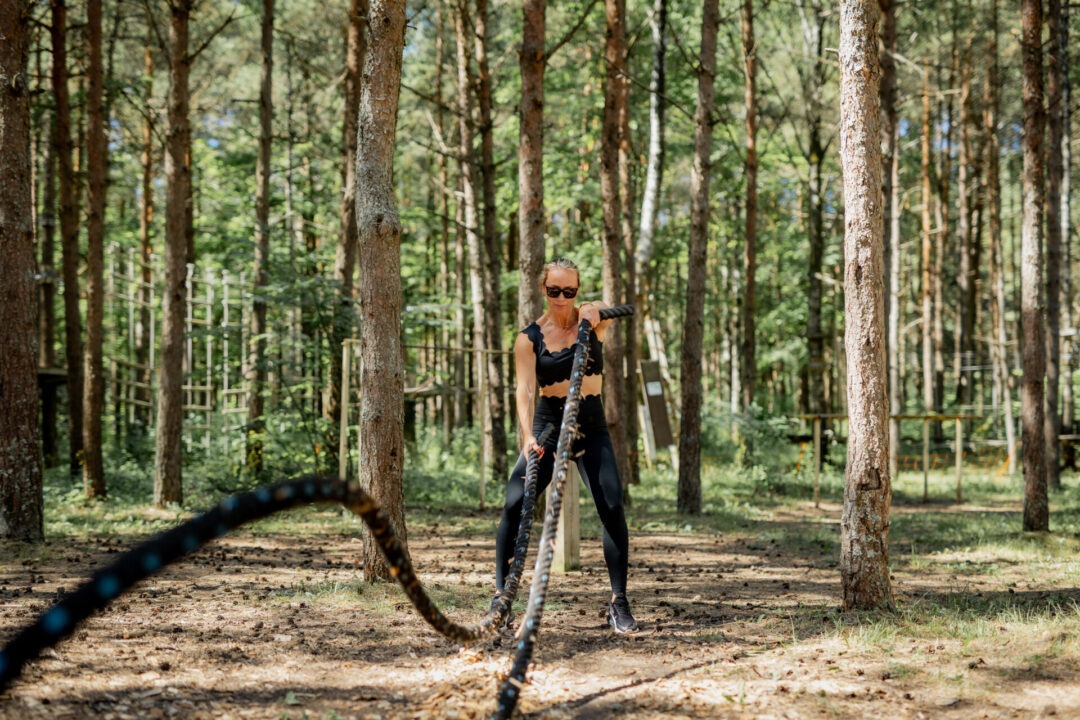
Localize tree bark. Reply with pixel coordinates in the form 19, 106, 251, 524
154, 0, 194, 507
136, 42, 154, 431
40, 112, 59, 467
83, 0, 107, 499
1059, 0, 1072, 444
879, 0, 900, 482
920, 75, 934, 422
246, 0, 275, 477
677, 0, 719, 516
517, 0, 545, 329
601, 0, 631, 491
956, 47, 977, 410
0, 0, 44, 543
474, 0, 507, 484
839, 0, 891, 610
1020, 0, 1047, 531
51, 0, 83, 476
352, 0, 409, 581
1044, 0, 1064, 489
739, 0, 757, 412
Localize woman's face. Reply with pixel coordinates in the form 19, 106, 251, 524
543, 267, 580, 311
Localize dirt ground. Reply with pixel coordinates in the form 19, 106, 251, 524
0, 499, 1076, 719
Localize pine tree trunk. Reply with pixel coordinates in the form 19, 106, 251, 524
677, 0, 719, 515
602, 0, 631, 491
40, 113, 60, 467
83, 0, 107, 499
1020, 0, 1047, 531
1044, 0, 1064, 489
51, 0, 83, 476
1059, 1, 1072, 444
136, 42, 153, 431
517, 0, 545, 330
956, 52, 977, 410
352, 0, 409, 581
636, 0, 666, 342
474, 0, 507, 484
920, 76, 934, 423
435, 2, 455, 443
839, 0, 891, 610
247, 0, 274, 477
617, 7, 639, 489
739, 0, 757, 412
0, 0, 44, 543
880, 0, 900, 482
154, 0, 194, 507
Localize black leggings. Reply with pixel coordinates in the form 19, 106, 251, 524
495, 396, 629, 596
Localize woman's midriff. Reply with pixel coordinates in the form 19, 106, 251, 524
538, 374, 603, 398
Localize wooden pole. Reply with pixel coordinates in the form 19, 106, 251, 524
922, 416, 930, 502
955, 417, 963, 502
338, 341, 351, 481
813, 415, 822, 507
550, 464, 581, 572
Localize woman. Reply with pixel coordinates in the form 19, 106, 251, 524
492, 258, 637, 633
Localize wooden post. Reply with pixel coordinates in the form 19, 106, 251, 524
550, 463, 580, 572
922, 416, 930, 502
813, 415, 822, 507
955, 417, 963, 502
338, 341, 351, 481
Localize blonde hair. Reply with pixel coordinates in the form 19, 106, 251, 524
539, 257, 580, 289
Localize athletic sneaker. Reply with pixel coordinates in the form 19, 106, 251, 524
489, 591, 515, 630
608, 594, 638, 633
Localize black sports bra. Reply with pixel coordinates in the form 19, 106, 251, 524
521, 322, 604, 388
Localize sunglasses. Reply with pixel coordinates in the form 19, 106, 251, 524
545, 285, 579, 299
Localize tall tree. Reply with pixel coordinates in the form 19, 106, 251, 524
797, 0, 830, 421
474, 0, 507, 485
1020, 0, 1047, 531
136, 40, 154, 430
739, 0, 757, 412
517, 0, 545, 329
838, 0, 891, 610
1044, 0, 1064, 489
636, 0, 666, 308
1058, 0, 1072, 442
40, 113, 59, 467
83, 0, 108, 499
0, 0, 44, 543
352, 0, 409, 581
154, 0, 195, 507
326, 0, 367, 468
879, 0, 901, 482
984, 0, 1015, 474
601, 0, 631, 489
919, 75, 934, 424
50, 0, 83, 476
247, 0, 275, 476
677, 0, 719, 515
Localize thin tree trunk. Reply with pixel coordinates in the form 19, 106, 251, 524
984, 0, 1014, 474
352, 0, 409, 581
1044, 0, 1064, 489
956, 48, 977, 410
517, 0, 545, 329
40, 113, 59, 466
739, 0, 757, 412
617, 5, 639, 489
920, 76, 934, 423
474, 0, 507, 484
602, 0, 631, 491
247, 0, 275, 477
839, 0, 891, 610
677, 0, 719, 516
83, 0, 107, 499
136, 42, 153, 431
436, 1, 455, 443
1020, 0, 1047, 531
0, 0, 44, 543
636, 0, 666, 342
51, 0, 83, 476
880, 0, 900, 481
326, 0, 367, 470
154, 0, 194, 507
1059, 0, 1072, 443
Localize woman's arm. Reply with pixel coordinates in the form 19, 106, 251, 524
513, 333, 542, 455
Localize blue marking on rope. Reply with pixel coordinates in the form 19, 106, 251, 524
182, 534, 198, 553
142, 552, 161, 572
42, 607, 69, 635
0, 652, 6, 676
97, 574, 120, 599
321, 482, 333, 496
304, 481, 315, 497
256, 487, 271, 503
507, 687, 517, 697
222, 496, 238, 512
518, 640, 526, 650
216, 523, 229, 537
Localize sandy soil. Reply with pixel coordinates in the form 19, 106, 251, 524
0, 500, 1074, 719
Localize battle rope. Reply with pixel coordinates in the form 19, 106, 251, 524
0, 424, 554, 692
492, 303, 634, 720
